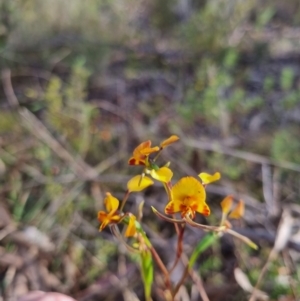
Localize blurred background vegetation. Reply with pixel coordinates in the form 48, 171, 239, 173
1, 0, 300, 300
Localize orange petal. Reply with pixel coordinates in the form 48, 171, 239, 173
229, 200, 245, 219
127, 175, 154, 192
125, 215, 137, 237
192, 201, 211, 216
133, 140, 152, 156
160, 135, 180, 148
99, 221, 109, 231
98, 215, 110, 231
98, 211, 121, 231
198, 172, 221, 185
220, 195, 233, 215
128, 157, 146, 166
140, 146, 160, 155
99, 216, 121, 231
150, 167, 173, 182
104, 192, 119, 212
97, 211, 107, 223
165, 200, 181, 215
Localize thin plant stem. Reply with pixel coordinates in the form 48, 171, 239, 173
120, 190, 130, 212
149, 246, 172, 291
172, 264, 190, 299
226, 229, 258, 250
110, 225, 140, 253
151, 207, 185, 224
248, 250, 275, 301
173, 218, 180, 235
163, 182, 172, 203
169, 224, 185, 273
184, 215, 220, 231
152, 148, 163, 162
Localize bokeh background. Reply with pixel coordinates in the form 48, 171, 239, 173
1, 0, 300, 300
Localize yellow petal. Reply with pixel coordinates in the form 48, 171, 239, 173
125, 215, 137, 237
127, 175, 154, 192
150, 167, 173, 182
104, 192, 119, 212
220, 195, 233, 215
172, 177, 206, 205
229, 200, 245, 219
160, 135, 179, 148
198, 172, 221, 185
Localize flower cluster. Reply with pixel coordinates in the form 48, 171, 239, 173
98, 135, 221, 230
97, 135, 256, 300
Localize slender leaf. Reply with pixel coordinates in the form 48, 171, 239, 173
140, 249, 153, 301
189, 232, 218, 268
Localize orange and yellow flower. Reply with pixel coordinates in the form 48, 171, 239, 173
128, 140, 159, 166
128, 135, 179, 166
165, 177, 210, 218
220, 196, 245, 226
98, 193, 122, 231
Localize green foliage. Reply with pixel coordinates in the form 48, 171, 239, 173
271, 128, 300, 163
282, 91, 300, 109
263, 76, 275, 92
240, 96, 264, 112
206, 153, 247, 180
43, 59, 98, 155
151, 0, 177, 32
0, 111, 19, 133
256, 6, 276, 28
269, 284, 291, 299
178, 0, 255, 53
223, 49, 239, 69
199, 254, 222, 275
177, 59, 233, 124
1, 1, 300, 299
280, 67, 295, 91
177, 50, 263, 134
